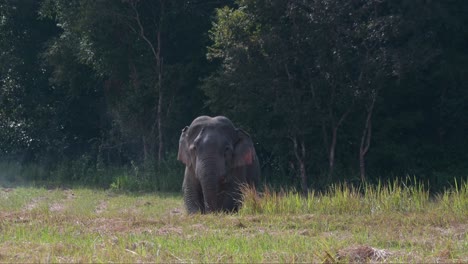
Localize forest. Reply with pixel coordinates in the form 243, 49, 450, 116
1, 0, 467, 192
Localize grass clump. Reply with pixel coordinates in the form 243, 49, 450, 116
362, 177, 430, 213
241, 177, 455, 216
438, 179, 468, 215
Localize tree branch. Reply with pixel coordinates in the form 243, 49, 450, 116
129, 1, 159, 61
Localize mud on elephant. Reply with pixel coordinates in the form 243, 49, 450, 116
177, 116, 260, 214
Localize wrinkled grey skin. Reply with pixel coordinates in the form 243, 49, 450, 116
177, 116, 260, 214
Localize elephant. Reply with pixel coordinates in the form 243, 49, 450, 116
177, 116, 260, 214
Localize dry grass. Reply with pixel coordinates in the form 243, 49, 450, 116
0, 180, 467, 263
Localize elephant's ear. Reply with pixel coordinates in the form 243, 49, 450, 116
233, 129, 256, 167
177, 126, 191, 166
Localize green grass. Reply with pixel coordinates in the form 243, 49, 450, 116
0, 179, 467, 263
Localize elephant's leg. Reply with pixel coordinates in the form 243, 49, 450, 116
221, 194, 237, 212
199, 177, 221, 213
182, 168, 204, 214
220, 181, 243, 212
222, 169, 251, 212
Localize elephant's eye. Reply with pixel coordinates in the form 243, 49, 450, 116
189, 145, 196, 152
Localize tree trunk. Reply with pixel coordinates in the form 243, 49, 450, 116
327, 105, 353, 179
142, 135, 149, 162
359, 92, 376, 182
156, 20, 164, 167
359, 126, 369, 181
309, 82, 330, 162
292, 136, 308, 196
286, 65, 308, 195
130, 0, 165, 167
328, 127, 337, 178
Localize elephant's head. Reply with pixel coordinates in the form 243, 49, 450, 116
177, 116, 256, 212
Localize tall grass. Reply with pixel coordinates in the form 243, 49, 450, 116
241, 177, 466, 216
363, 177, 430, 213
438, 178, 468, 214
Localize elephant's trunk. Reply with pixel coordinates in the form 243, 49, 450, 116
196, 157, 225, 213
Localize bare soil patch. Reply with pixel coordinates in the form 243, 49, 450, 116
24, 197, 45, 211
337, 245, 392, 262
95, 200, 108, 214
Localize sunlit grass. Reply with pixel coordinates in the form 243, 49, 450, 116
437, 179, 468, 216
241, 177, 454, 216
0, 178, 466, 263
0, 187, 49, 211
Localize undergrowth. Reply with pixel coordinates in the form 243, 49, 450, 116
241, 178, 467, 216
0, 160, 183, 192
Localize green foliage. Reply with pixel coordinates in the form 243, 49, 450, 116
109, 158, 184, 192
0, 0, 62, 157
204, 0, 468, 188
1, 0, 468, 191
0, 157, 183, 192
204, 0, 408, 186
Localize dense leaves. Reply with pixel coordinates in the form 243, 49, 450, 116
1, 0, 467, 190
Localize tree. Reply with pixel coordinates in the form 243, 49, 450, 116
0, 0, 62, 160
2, 0, 467, 190
39, 0, 231, 167
205, 0, 404, 188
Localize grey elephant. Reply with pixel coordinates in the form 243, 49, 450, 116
177, 116, 260, 214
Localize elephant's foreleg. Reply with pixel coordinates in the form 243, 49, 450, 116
222, 182, 243, 212
182, 168, 204, 214
199, 176, 221, 213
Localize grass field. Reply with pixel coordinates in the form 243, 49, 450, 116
0, 180, 467, 263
